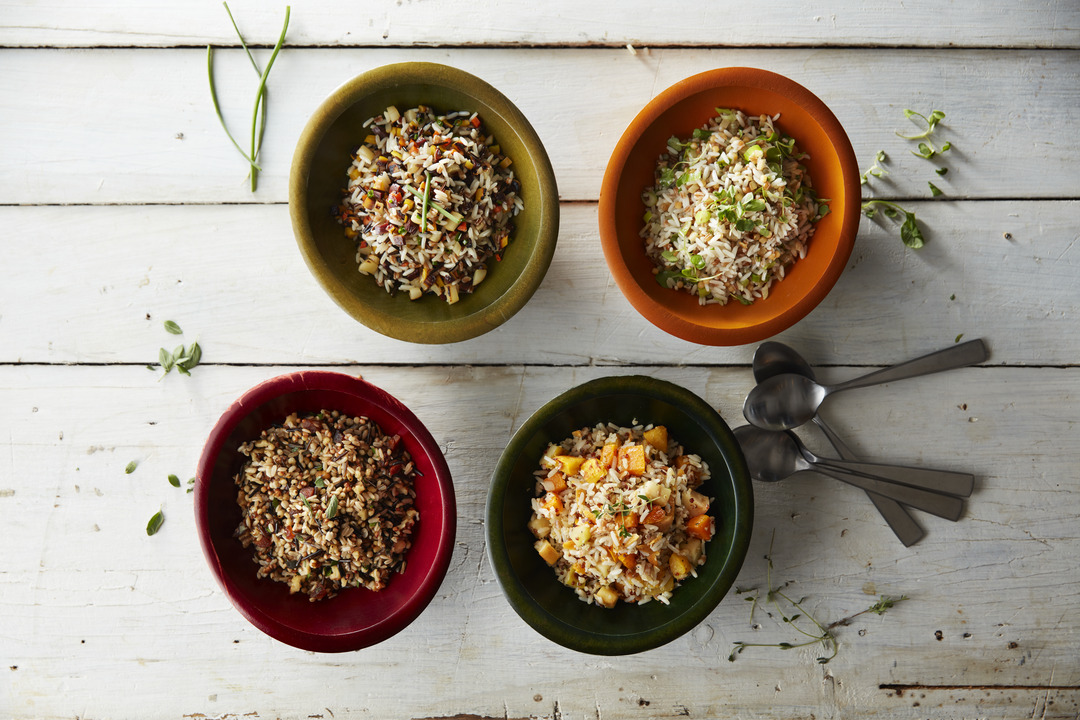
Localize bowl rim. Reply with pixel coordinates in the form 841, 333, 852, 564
289, 61, 560, 344
485, 375, 754, 655
598, 66, 860, 346
194, 370, 456, 652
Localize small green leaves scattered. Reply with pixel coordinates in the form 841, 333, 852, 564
186, 477, 196, 494
168, 474, 181, 488
326, 495, 339, 520
146, 509, 164, 536
158, 340, 202, 378
928, 182, 943, 197
862, 200, 925, 249
936, 167, 949, 176
868, 595, 909, 615
125, 460, 138, 474
955, 333, 965, 343
164, 320, 183, 335
860, 150, 889, 185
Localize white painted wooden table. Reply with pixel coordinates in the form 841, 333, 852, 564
3, 3, 1079, 718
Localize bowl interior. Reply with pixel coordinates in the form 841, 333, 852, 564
486, 376, 753, 655
600, 67, 859, 346
196, 372, 455, 652
290, 62, 559, 343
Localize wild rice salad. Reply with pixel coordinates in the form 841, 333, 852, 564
333, 104, 523, 304
233, 410, 419, 601
529, 422, 715, 608
641, 109, 829, 306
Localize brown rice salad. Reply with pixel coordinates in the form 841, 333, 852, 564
641, 108, 828, 306
333, 104, 523, 304
528, 422, 716, 608
233, 410, 419, 601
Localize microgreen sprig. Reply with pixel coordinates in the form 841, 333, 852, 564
207, 3, 291, 191
860, 150, 889, 186
897, 109, 951, 160
861, 199, 925, 249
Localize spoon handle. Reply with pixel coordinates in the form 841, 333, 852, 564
815, 457, 974, 498
815, 467, 965, 521
813, 417, 925, 547
831, 339, 989, 394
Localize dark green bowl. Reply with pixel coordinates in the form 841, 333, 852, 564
486, 376, 753, 655
290, 62, 559, 344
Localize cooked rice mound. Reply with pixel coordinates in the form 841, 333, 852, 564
529, 422, 716, 607
641, 109, 828, 306
233, 410, 419, 601
334, 104, 523, 304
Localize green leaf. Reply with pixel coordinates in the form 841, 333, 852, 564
125, 460, 138, 474
900, 212, 925, 249
883, 206, 900, 219
941, 141, 952, 152
743, 198, 767, 213
692, 128, 711, 140
928, 182, 943, 197
168, 474, 181, 488
164, 320, 183, 335
314, 477, 325, 488
955, 333, 965, 343
689, 254, 706, 269
655, 270, 681, 288
146, 509, 164, 536
326, 495, 339, 520
159, 347, 174, 373
661, 250, 678, 263
179, 341, 202, 371
735, 218, 755, 233
936, 167, 949, 176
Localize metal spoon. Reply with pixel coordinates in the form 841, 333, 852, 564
733, 425, 964, 521
753, 342, 925, 546
743, 338, 989, 431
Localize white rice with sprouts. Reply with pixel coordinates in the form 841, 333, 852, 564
529, 422, 716, 608
641, 109, 828, 306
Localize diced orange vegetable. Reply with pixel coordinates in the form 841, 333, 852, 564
536, 540, 560, 566
541, 492, 564, 514
617, 552, 638, 571
599, 440, 619, 469
669, 552, 692, 581
619, 444, 647, 476
642, 425, 668, 454
470, 115, 481, 128
595, 585, 619, 608
618, 511, 639, 531
556, 455, 585, 476
686, 514, 715, 541
642, 505, 666, 526
542, 472, 567, 494
580, 458, 606, 484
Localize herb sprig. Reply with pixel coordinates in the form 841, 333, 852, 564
208, 3, 291, 191
729, 532, 908, 664
155, 321, 202, 378
861, 199, 924, 249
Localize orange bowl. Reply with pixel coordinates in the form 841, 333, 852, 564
599, 67, 859, 346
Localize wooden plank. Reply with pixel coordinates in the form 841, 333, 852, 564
1, 0, 1078, 49
1, 201, 1077, 366
2, 364, 1078, 719
0, 48, 1078, 204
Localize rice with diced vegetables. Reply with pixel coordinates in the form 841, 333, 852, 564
233, 410, 419, 601
333, 104, 523, 304
641, 109, 828, 306
528, 422, 715, 607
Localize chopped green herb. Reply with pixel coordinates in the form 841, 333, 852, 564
955, 333, 965, 343
936, 167, 949, 176
146, 509, 164, 536
928, 182, 943, 196
163, 320, 183, 335
896, 109, 946, 141
950, 294, 956, 301
314, 477, 326, 488
326, 495, 339, 520
168, 474, 181, 488
125, 460, 138, 474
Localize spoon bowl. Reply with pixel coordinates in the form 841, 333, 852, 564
743, 373, 825, 430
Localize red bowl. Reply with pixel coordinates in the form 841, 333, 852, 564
599, 67, 860, 346
195, 371, 456, 652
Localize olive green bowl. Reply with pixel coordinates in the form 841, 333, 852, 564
290, 62, 559, 344
486, 376, 753, 655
